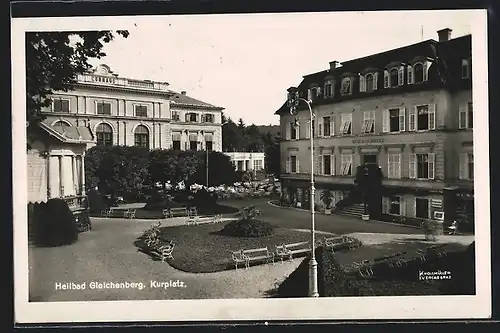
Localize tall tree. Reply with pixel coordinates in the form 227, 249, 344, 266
237, 118, 246, 131
26, 31, 129, 149
222, 118, 245, 151
263, 132, 281, 177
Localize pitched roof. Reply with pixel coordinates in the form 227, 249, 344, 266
40, 122, 95, 143
169, 91, 224, 110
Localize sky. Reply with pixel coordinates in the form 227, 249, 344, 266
86, 10, 476, 125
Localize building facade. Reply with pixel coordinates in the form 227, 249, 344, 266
224, 151, 266, 172
40, 64, 224, 152
275, 29, 473, 226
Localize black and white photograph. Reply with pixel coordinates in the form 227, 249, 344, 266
12, 10, 491, 323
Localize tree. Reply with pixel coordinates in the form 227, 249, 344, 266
263, 132, 281, 177
354, 164, 384, 218
222, 118, 245, 151
237, 118, 246, 131
26, 30, 129, 149
192, 151, 238, 186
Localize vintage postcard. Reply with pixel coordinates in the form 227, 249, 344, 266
12, 10, 491, 323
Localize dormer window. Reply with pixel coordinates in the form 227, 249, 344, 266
324, 80, 334, 98
340, 77, 352, 95
359, 72, 378, 92
308, 86, 321, 101
414, 63, 424, 83
384, 66, 404, 88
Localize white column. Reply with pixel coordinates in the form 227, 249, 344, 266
59, 156, 64, 196
72, 155, 78, 195
80, 154, 86, 195
46, 154, 51, 199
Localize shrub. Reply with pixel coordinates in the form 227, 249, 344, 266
193, 189, 217, 208
219, 219, 275, 237
75, 210, 92, 232
33, 198, 79, 247
87, 189, 109, 216
143, 192, 184, 211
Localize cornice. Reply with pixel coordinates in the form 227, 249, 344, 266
74, 82, 174, 97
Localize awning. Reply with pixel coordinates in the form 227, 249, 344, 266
189, 133, 198, 141
172, 132, 181, 141
204, 133, 213, 141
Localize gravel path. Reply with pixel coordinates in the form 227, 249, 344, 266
29, 218, 304, 302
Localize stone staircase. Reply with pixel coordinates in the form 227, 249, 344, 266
337, 203, 366, 218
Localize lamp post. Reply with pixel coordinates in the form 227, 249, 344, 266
286, 86, 319, 297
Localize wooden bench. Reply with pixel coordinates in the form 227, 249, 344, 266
188, 207, 198, 217
124, 208, 136, 219
210, 214, 222, 224
164, 207, 189, 218
242, 247, 275, 269
101, 207, 115, 217
276, 241, 310, 262
323, 236, 356, 253
150, 243, 175, 261
186, 216, 200, 226
352, 252, 408, 277
231, 250, 247, 270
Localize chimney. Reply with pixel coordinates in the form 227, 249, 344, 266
329, 60, 341, 70
181, 91, 186, 95
437, 28, 452, 42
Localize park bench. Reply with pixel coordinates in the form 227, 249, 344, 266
275, 241, 310, 262
163, 207, 189, 218
242, 247, 275, 269
211, 214, 222, 224
352, 251, 408, 277
231, 250, 247, 270
188, 207, 198, 217
186, 216, 200, 226
149, 243, 175, 262
124, 208, 136, 219
101, 207, 115, 217
323, 236, 359, 253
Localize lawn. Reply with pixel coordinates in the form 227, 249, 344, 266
138, 221, 333, 273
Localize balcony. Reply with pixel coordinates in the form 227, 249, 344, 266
77, 74, 170, 92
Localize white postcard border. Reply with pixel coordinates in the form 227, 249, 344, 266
12, 11, 491, 323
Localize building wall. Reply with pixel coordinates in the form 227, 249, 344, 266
224, 152, 266, 171
280, 88, 473, 189
42, 86, 223, 152
27, 140, 48, 203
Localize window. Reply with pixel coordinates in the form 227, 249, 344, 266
340, 113, 352, 135
413, 63, 425, 83
290, 122, 299, 140
172, 132, 181, 150
135, 105, 148, 117
459, 152, 474, 180
407, 65, 414, 84
459, 102, 473, 129
96, 102, 111, 115
461, 59, 470, 79
387, 153, 401, 178
340, 154, 353, 176
311, 120, 315, 138
415, 198, 430, 219
382, 196, 406, 215
186, 112, 198, 122
324, 81, 333, 98
389, 197, 401, 215
308, 87, 320, 101
253, 160, 263, 171
320, 154, 335, 175
410, 153, 435, 179
389, 68, 399, 87
340, 77, 352, 95
409, 104, 435, 131
322, 116, 333, 137
205, 141, 213, 151
203, 114, 214, 123
52, 98, 70, 112
362, 111, 375, 134
134, 125, 149, 149
365, 73, 374, 92
383, 107, 406, 133
287, 155, 299, 174
189, 134, 198, 151
53, 121, 71, 128
96, 123, 113, 146
171, 111, 180, 121
362, 154, 377, 165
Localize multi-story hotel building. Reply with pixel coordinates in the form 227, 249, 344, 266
275, 28, 473, 226
40, 64, 224, 152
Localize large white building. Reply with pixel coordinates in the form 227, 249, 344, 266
40, 64, 224, 152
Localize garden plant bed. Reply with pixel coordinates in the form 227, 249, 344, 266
274, 241, 474, 298
146, 221, 334, 273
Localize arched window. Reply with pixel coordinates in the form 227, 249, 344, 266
53, 121, 71, 128
134, 125, 149, 149
365, 73, 374, 92
389, 68, 399, 87
310, 87, 318, 101
340, 77, 352, 95
414, 63, 424, 83
96, 123, 113, 146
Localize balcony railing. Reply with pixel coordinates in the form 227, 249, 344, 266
63, 195, 88, 211
77, 74, 170, 91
